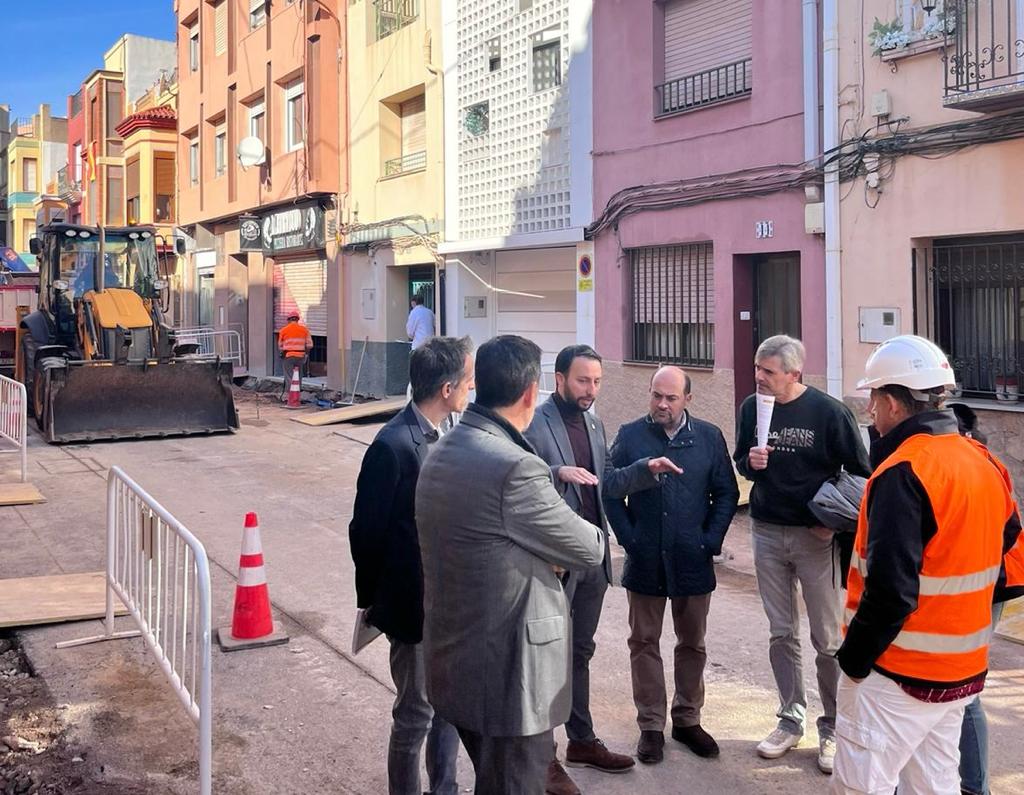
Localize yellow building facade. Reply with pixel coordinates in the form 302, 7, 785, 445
342, 0, 445, 396
6, 106, 66, 257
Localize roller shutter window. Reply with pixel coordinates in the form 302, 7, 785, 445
273, 259, 328, 336
154, 154, 175, 222
125, 157, 140, 223
214, 0, 227, 57
400, 95, 426, 159
663, 0, 752, 107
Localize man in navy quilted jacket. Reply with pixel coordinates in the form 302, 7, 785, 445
604, 365, 739, 766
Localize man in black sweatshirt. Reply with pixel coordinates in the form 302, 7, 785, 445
733, 335, 870, 776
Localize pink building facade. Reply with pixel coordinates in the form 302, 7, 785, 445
591, 0, 825, 438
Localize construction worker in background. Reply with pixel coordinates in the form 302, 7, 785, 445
832, 335, 1023, 795
278, 311, 313, 397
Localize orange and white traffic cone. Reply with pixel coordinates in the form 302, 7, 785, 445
216, 512, 289, 652
286, 366, 302, 410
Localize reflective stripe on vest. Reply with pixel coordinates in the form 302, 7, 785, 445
279, 323, 311, 354
844, 432, 1011, 683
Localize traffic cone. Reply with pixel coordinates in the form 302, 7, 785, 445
286, 366, 302, 409
216, 512, 289, 652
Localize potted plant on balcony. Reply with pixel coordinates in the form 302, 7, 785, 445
995, 372, 1019, 402
869, 17, 910, 55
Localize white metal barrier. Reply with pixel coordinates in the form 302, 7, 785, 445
175, 326, 246, 370
0, 374, 27, 483
59, 467, 213, 795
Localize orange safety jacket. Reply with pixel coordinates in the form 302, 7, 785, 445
976, 443, 1024, 598
278, 321, 312, 358
845, 431, 1014, 685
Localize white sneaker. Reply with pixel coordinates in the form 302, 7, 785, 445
756, 728, 801, 759
817, 736, 835, 774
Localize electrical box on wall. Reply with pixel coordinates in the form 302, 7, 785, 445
805, 202, 825, 235
464, 296, 487, 318
871, 90, 892, 118
361, 288, 376, 320
859, 307, 901, 343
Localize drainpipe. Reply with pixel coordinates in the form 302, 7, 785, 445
823, 0, 843, 398
802, 0, 819, 161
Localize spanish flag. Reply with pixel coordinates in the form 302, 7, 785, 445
83, 142, 97, 183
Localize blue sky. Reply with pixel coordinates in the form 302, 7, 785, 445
0, 1, 176, 120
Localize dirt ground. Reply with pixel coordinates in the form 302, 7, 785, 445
0, 632, 157, 795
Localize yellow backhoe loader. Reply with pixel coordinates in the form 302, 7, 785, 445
16, 222, 239, 443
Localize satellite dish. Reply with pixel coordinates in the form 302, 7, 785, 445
237, 136, 266, 168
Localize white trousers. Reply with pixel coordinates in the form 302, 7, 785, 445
830, 671, 972, 795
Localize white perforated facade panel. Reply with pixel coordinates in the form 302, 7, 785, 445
454, 0, 573, 241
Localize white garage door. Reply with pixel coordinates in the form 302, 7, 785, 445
495, 247, 576, 366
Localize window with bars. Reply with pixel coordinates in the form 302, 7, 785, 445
531, 28, 562, 92
914, 236, 1024, 400
629, 243, 715, 367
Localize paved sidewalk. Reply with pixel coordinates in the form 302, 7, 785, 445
2, 399, 1022, 794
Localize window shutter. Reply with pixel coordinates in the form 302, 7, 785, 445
214, 1, 227, 56
663, 0, 752, 82
400, 95, 426, 157
126, 158, 140, 200
155, 156, 175, 196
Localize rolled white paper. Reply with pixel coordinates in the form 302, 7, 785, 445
755, 393, 776, 450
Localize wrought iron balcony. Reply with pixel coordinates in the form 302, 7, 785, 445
13, 117, 33, 136
944, 0, 1024, 111
374, 0, 417, 41
383, 150, 427, 177
654, 59, 753, 118
57, 166, 81, 200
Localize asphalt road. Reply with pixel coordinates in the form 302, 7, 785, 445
2, 395, 1023, 794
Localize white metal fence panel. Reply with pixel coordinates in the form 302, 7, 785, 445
0, 374, 27, 483
58, 467, 212, 795
175, 326, 246, 370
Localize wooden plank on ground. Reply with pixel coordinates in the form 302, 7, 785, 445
996, 597, 1024, 646
290, 396, 407, 427
0, 482, 45, 506
0, 572, 127, 628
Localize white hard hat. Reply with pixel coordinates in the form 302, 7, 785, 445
857, 335, 956, 392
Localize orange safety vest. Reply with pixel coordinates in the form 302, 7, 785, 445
845, 433, 1013, 683
976, 443, 1024, 591
278, 321, 312, 358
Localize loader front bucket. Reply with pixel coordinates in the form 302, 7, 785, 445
44, 358, 240, 443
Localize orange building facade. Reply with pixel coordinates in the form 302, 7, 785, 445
174, 0, 346, 382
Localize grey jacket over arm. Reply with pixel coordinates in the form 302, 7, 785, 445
416, 404, 604, 737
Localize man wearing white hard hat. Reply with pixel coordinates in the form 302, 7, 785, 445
832, 335, 1022, 795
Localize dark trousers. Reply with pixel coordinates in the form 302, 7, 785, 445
626, 590, 712, 731
456, 727, 552, 795
388, 639, 460, 795
563, 563, 609, 743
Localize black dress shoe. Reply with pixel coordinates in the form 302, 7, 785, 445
637, 730, 664, 764
671, 724, 720, 758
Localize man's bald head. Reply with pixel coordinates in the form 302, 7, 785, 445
649, 366, 693, 431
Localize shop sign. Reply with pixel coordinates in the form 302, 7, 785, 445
239, 214, 262, 251
260, 203, 326, 254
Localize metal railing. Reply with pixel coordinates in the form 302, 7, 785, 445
57, 467, 212, 794
13, 118, 33, 137
0, 375, 27, 483
374, 0, 417, 40
629, 243, 715, 367
913, 237, 1024, 400
174, 327, 246, 370
384, 150, 427, 177
944, 0, 1024, 102
655, 59, 753, 117
57, 166, 80, 197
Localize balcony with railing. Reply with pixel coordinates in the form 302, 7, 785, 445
13, 118, 34, 137
654, 59, 753, 118
944, 0, 1024, 111
374, 0, 417, 41
57, 166, 81, 201
383, 150, 427, 178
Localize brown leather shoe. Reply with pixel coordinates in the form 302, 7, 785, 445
636, 730, 665, 764
566, 738, 636, 773
545, 758, 581, 795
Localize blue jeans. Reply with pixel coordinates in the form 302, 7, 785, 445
959, 601, 1006, 795
388, 639, 460, 795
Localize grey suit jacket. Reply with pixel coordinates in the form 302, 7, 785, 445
525, 397, 659, 584
415, 405, 605, 737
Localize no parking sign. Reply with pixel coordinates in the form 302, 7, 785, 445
577, 254, 593, 293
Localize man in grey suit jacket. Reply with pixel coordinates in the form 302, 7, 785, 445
416, 335, 605, 795
525, 344, 681, 795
